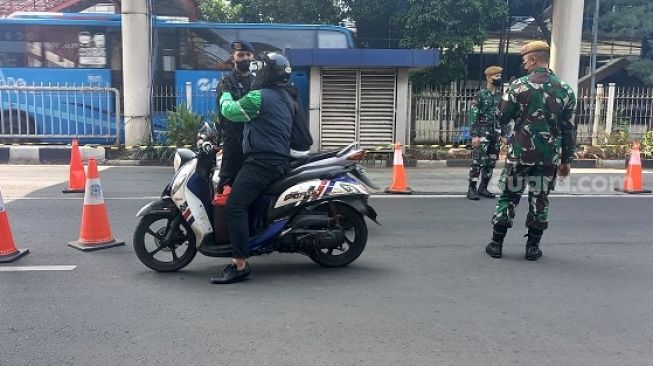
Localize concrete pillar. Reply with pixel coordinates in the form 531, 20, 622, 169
550, 0, 584, 95
122, 0, 152, 146
308, 66, 321, 152
395, 69, 409, 146
591, 84, 604, 145
604, 83, 616, 142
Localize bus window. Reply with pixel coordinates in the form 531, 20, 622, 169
0, 26, 27, 67
237, 29, 316, 53
318, 30, 348, 48
108, 30, 122, 71
179, 28, 236, 70
0, 25, 110, 68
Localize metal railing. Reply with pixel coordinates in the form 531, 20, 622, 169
412, 84, 653, 145
153, 83, 217, 119
0, 83, 121, 143
412, 88, 476, 145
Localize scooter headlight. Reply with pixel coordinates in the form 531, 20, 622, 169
173, 151, 182, 172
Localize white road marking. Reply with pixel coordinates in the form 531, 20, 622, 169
373, 194, 652, 198
4, 196, 160, 201
3, 194, 651, 201
0, 265, 77, 272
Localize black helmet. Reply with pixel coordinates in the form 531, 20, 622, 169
250, 52, 292, 88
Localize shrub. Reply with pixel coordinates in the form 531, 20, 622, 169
164, 103, 203, 146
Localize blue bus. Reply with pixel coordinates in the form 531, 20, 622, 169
0, 12, 356, 143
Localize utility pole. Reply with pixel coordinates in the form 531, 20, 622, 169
550, 0, 584, 95
589, 0, 601, 142
590, 0, 600, 91
122, 0, 152, 146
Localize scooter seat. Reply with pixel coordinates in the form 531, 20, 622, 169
289, 150, 340, 169
265, 165, 346, 196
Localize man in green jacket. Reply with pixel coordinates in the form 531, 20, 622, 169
210, 52, 295, 284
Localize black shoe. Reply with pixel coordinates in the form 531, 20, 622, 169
477, 178, 496, 198
467, 183, 480, 200
525, 245, 542, 261
485, 241, 502, 258
210, 262, 251, 284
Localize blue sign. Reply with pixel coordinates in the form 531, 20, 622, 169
0, 68, 111, 86
174, 69, 309, 114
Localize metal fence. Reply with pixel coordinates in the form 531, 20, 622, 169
0, 83, 121, 143
412, 84, 653, 145
153, 83, 217, 119
412, 87, 476, 144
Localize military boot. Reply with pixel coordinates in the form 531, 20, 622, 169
485, 241, 502, 258
524, 229, 544, 261
467, 181, 480, 200
477, 177, 496, 198
486, 225, 508, 259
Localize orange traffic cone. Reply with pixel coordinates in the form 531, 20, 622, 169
615, 143, 652, 194
385, 143, 412, 194
63, 139, 86, 193
68, 159, 124, 251
0, 187, 29, 263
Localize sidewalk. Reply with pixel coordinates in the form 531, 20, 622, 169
366, 166, 652, 195
0, 144, 631, 169
0, 158, 650, 196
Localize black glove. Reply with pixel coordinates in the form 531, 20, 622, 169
218, 75, 236, 95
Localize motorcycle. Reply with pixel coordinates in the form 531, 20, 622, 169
133, 123, 379, 272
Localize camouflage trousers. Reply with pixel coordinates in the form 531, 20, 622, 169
469, 137, 499, 182
491, 164, 557, 230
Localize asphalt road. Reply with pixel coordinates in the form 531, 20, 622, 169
1, 166, 652, 366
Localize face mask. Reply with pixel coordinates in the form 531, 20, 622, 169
492, 78, 502, 86
235, 59, 251, 73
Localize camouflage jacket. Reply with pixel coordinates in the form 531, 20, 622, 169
499, 67, 577, 166
468, 88, 502, 138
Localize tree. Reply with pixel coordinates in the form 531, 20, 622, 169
508, 0, 552, 44
199, 0, 242, 22
398, 0, 508, 86
231, 0, 343, 24
599, 0, 653, 85
342, 0, 407, 48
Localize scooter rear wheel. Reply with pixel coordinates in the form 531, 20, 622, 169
308, 203, 368, 267
133, 214, 197, 272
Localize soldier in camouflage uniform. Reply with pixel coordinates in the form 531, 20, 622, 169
485, 41, 577, 261
467, 66, 504, 200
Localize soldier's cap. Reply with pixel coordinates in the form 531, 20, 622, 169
231, 40, 255, 53
484, 66, 503, 77
520, 40, 550, 56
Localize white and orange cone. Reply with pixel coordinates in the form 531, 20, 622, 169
63, 139, 86, 193
68, 159, 124, 251
385, 143, 412, 194
615, 143, 652, 194
0, 187, 29, 263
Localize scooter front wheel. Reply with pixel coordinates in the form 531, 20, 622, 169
133, 214, 197, 272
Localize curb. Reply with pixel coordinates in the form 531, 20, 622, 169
0, 145, 637, 169
0, 145, 106, 164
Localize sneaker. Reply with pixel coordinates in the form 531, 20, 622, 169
525, 245, 542, 261
485, 241, 502, 258
210, 262, 251, 284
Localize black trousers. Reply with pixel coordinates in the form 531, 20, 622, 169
226, 156, 288, 258
218, 141, 244, 184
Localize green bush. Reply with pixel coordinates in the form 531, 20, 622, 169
641, 131, 653, 159
164, 103, 203, 146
